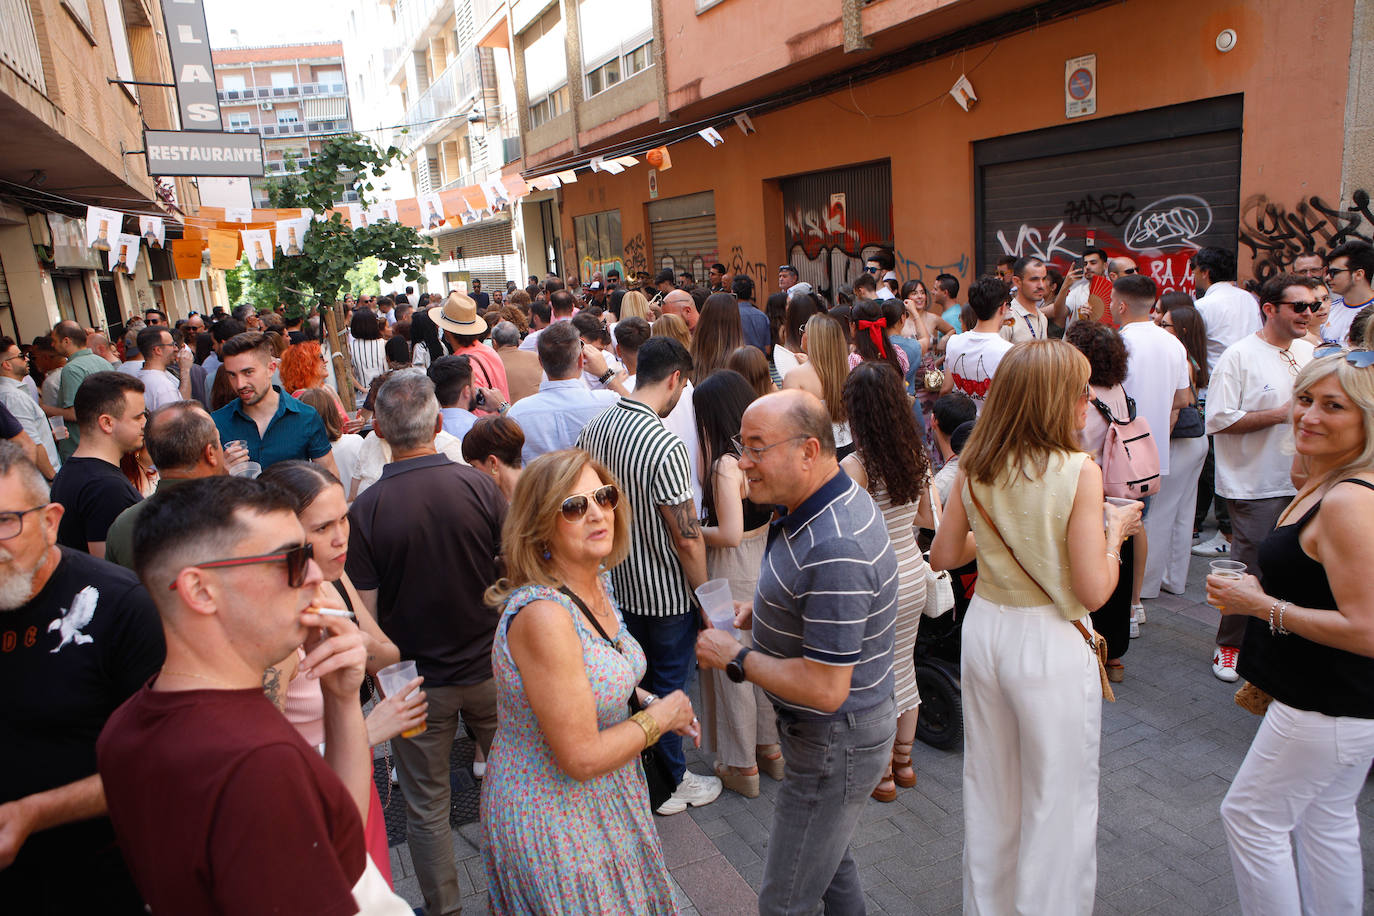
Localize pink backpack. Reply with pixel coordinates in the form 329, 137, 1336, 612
1092, 395, 1161, 499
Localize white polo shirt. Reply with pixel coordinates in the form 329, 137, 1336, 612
1196, 281, 1262, 372
1120, 320, 1190, 475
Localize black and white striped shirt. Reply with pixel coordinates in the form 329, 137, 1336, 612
576, 398, 695, 617
754, 470, 898, 719
349, 337, 389, 390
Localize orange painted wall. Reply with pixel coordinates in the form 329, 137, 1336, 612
555, 0, 1354, 289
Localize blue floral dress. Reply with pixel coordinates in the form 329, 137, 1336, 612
480, 578, 676, 915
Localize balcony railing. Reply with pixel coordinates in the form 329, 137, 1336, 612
218, 82, 347, 103
1, 0, 47, 94
264, 158, 315, 175
402, 51, 479, 144
227, 119, 352, 137
384, 0, 449, 82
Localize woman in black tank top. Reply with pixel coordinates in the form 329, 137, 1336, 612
1205, 350, 1374, 915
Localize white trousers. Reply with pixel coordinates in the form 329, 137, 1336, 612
961, 595, 1101, 916
1141, 434, 1208, 598
1220, 700, 1374, 916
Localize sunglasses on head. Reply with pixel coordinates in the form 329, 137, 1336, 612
560, 484, 620, 521
171, 542, 315, 590
1314, 345, 1374, 367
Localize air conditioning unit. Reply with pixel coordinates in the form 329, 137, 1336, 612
259, 101, 274, 111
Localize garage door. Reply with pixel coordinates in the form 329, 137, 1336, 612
781, 160, 893, 306
649, 191, 717, 284
976, 96, 1243, 294
436, 218, 518, 291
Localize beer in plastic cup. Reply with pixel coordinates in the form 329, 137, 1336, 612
377, 660, 426, 737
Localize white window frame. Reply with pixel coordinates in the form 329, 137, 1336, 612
228, 112, 253, 129
271, 71, 296, 89
101, 0, 137, 101
276, 108, 301, 124
222, 74, 247, 92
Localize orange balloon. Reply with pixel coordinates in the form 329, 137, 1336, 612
646, 149, 664, 168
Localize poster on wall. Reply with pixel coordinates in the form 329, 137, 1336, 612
139, 216, 166, 250
242, 229, 274, 269
109, 234, 142, 274
1065, 54, 1097, 119
85, 207, 122, 252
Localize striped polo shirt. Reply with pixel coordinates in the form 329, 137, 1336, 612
754, 470, 898, 719
576, 397, 696, 617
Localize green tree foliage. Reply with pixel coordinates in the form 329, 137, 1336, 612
249, 135, 438, 319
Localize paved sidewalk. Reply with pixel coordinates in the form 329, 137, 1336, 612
387, 558, 1374, 914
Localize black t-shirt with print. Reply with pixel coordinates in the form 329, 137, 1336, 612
50, 457, 142, 551
0, 548, 164, 910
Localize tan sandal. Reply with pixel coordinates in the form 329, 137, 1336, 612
892, 741, 917, 789
872, 764, 897, 802
714, 762, 760, 798
756, 744, 785, 781
1106, 659, 1125, 684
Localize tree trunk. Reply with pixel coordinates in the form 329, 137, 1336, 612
322, 302, 358, 406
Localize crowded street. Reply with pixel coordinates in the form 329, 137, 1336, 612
3, 0, 1374, 914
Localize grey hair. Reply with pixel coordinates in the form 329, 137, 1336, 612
375, 372, 439, 450
492, 320, 520, 348
147, 401, 219, 471
785, 393, 836, 456
0, 440, 50, 505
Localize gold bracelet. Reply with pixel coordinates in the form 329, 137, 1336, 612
630, 710, 661, 748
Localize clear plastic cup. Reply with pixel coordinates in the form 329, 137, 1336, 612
1209, 559, 1247, 611
695, 578, 736, 630
229, 461, 261, 479
377, 660, 426, 738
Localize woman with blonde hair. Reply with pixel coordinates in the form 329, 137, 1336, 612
689, 293, 744, 384
930, 339, 1141, 915
650, 313, 691, 348
1207, 350, 1374, 915
618, 289, 651, 322
783, 312, 853, 457
480, 449, 698, 914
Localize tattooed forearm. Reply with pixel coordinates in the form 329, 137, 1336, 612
262, 666, 285, 712
669, 501, 701, 539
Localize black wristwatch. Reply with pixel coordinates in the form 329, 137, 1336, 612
726, 646, 752, 683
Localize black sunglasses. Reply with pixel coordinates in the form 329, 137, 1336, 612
171, 542, 314, 590
1314, 345, 1374, 367
1277, 300, 1318, 313
560, 484, 620, 521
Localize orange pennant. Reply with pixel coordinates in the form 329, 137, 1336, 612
171, 239, 204, 279
207, 229, 240, 269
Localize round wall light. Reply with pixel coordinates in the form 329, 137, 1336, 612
1216, 29, 1238, 53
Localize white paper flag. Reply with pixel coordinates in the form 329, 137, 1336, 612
365, 200, 398, 224
480, 179, 510, 212
138, 216, 165, 249
224, 207, 253, 224
85, 207, 121, 252
698, 127, 725, 147
242, 228, 274, 269
108, 234, 141, 274
275, 217, 310, 256
733, 113, 756, 135
419, 193, 447, 229
555, 170, 579, 185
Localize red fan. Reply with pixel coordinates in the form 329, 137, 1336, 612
1083, 273, 1115, 324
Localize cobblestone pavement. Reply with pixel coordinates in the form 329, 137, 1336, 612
386, 558, 1374, 914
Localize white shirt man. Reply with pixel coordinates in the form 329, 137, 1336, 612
1050, 248, 1109, 330
1321, 241, 1374, 346
134, 327, 191, 413
0, 341, 59, 472
1203, 277, 1317, 681
1001, 257, 1050, 343
941, 277, 1014, 414
1111, 281, 1191, 476
1192, 250, 1262, 372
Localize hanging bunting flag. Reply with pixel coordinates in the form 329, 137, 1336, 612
85, 207, 121, 252
109, 234, 141, 274
480, 178, 510, 212
589, 156, 607, 173
645, 147, 673, 171
601, 160, 625, 175
502, 174, 531, 200
698, 127, 725, 147
528, 175, 560, 191
460, 186, 486, 225
734, 113, 757, 135
613, 156, 640, 168
224, 207, 253, 225
556, 170, 579, 184
343, 203, 364, 228
171, 239, 204, 280
275, 217, 310, 256
364, 200, 398, 224
207, 229, 240, 269
394, 198, 422, 229
419, 192, 447, 229
139, 216, 166, 250
241, 228, 274, 269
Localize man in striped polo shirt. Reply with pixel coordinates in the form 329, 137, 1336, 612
576, 336, 722, 815
698, 389, 898, 914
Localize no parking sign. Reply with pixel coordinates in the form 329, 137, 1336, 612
1065, 54, 1097, 119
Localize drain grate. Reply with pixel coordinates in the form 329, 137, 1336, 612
372, 732, 481, 847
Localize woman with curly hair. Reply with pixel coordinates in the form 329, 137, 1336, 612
280, 341, 352, 430
840, 360, 933, 801
783, 312, 853, 457
1065, 320, 1138, 678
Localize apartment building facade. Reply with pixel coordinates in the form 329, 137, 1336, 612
512, 0, 1370, 303
213, 42, 355, 208
0, 0, 224, 341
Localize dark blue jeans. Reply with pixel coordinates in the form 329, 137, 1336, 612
624, 610, 699, 785
761, 696, 896, 915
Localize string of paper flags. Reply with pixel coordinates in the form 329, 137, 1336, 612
73, 111, 759, 281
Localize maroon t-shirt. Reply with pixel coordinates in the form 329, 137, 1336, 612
97, 683, 366, 915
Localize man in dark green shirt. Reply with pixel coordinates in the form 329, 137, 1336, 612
105, 401, 229, 569
53, 321, 117, 460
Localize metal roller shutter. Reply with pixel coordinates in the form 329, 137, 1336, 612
976, 97, 1243, 293
780, 161, 893, 305
435, 218, 518, 291
649, 191, 717, 281
0, 257, 19, 341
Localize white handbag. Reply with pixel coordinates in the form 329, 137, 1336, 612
922, 482, 955, 618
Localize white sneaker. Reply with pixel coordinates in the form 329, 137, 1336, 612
655, 769, 722, 815
1192, 532, 1231, 557
1212, 646, 1240, 683
1129, 615, 1140, 639
1133, 604, 1146, 625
